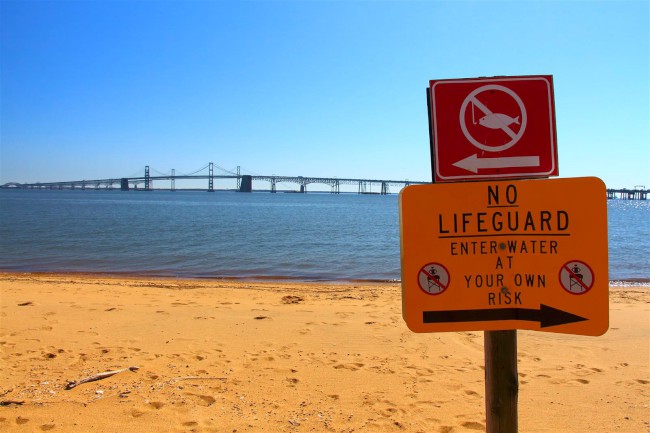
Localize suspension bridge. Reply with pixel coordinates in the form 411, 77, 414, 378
1, 163, 427, 194
2, 163, 647, 199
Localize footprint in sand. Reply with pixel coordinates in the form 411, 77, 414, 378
185, 394, 216, 407
379, 407, 398, 417
40, 424, 56, 431
410, 400, 442, 410
333, 363, 364, 371
16, 417, 29, 425
462, 421, 486, 430
281, 295, 303, 304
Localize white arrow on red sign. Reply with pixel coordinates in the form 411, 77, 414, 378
453, 154, 541, 173
429, 76, 558, 181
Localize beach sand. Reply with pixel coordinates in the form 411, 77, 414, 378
1, 273, 648, 432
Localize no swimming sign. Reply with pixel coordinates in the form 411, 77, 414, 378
399, 177, 608, 336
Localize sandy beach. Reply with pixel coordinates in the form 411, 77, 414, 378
0, 273, 648, 432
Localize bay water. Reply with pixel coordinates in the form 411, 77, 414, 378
0, 189, 647, 283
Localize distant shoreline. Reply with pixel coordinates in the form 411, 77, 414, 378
1, 270, 648, 287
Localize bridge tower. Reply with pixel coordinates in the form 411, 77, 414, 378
271, 177, 277, 193
208, 162, 215, 192
381, 182, 389, 195
239, 175, 252, 192
144, 166, 151, 191
171, 169, 176, 191
237, 166, 241, 190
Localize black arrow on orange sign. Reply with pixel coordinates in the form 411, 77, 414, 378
422, 305, 588, 328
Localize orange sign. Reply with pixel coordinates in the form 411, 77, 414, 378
399, 177, 608, 336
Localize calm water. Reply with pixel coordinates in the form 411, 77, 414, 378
0, 189, 648, 283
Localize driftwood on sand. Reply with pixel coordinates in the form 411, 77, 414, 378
0, 400, 25, 406
65, 366, 140, 390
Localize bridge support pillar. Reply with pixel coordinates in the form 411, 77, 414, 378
239, 175, 252, 192
144, 165, 151, 191
120, 178, 130, 191
208, 162, 215, 192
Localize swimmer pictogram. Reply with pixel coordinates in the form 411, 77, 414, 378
418, 263, 450, 295
559, 260, 594, 294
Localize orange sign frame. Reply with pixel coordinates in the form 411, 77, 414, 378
399, 177, 608, 336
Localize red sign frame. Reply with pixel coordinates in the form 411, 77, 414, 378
429, 75, 558, 182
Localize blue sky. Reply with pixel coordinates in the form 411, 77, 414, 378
1, 0, 648, 189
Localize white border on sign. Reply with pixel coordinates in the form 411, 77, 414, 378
431, 76, 556, 181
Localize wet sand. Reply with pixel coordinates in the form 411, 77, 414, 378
1, 273, 648, 432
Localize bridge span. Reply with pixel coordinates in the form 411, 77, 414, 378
3, 163, 647, 199
1, 163, 427, 194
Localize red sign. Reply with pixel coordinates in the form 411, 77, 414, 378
429, 75, 558, 182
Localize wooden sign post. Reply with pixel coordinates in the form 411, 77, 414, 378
484, 330, 518, 433
400, 76, 608, 432
400, 178, 609, 431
